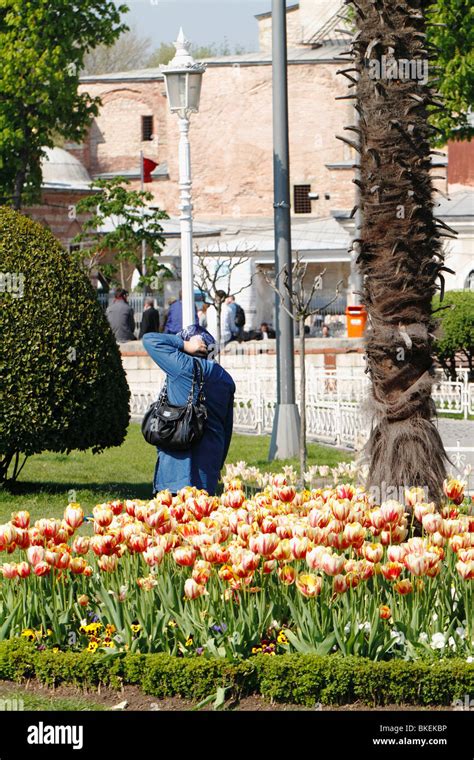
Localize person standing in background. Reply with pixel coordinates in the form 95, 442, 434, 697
230, 295, 246, 341
222, 295, 239, 346
139, 297, 160, 339
198, 302, 209, 329
163, 291, 198, 334
106, 288, 136, 343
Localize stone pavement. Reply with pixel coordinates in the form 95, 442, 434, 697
437, 419, 473, 448
437, 418, 474, 473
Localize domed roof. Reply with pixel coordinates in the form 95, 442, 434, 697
41, 147, 91, 190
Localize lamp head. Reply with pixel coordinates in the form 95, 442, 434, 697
162, 28, 206, 117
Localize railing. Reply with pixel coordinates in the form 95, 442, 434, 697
469, 384, 474, 416
302, 4, 350, 46
130, 368, 472, 450
445, 441, 474, 472
231, 397, 368, 448
307, 368, 472, 419
130, 392, 369, 449
225, 368, 472, 419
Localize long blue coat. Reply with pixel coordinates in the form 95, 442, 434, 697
142, 333, 235, 495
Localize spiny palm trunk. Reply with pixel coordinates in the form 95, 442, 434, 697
342, 0, 450, 503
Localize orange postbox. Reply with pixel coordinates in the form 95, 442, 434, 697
345, 305, 367, 338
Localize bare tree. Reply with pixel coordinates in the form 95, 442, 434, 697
194, 245, 252, 359
263, 255, 342, 480
82, 29, 153, 75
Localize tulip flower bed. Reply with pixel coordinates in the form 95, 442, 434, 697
0, 478, 472, 665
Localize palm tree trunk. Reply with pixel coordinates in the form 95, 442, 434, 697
348, 0, 448, 502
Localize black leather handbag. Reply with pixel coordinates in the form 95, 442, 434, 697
141, 360, 207, 451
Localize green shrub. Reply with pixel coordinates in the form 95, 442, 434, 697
433, 290, 474, 381
0, 643, 471, 706
0, 207, 130, 483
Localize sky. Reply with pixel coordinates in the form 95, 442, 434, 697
116, 0, 293, 51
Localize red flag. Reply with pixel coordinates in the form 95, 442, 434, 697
142, 157, 158, 183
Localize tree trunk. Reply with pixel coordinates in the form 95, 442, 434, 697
299, 318, 307, 485
0, 451, 15, 484
461, 349, 473, 383
349, 0, 448, 503
215, 303, 222, 364
12, 169, 26, 210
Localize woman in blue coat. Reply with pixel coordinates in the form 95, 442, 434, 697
142, 326, 235, 496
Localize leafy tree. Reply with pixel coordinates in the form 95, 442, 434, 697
426, 0, 474, 144
344, 1, 474, 144
344, 0, 451, 504
433, 291, 474, 381
146, 40, 247, 68
0, 207, 130, 485
82, 28, 152, 75
73, 177, 169, 290
145, 42, 178, 67
0, 0, 128, 209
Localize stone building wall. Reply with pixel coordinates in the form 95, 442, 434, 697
120, 339, 366, 399
257, 5, 305, 54
72, 80, 165, 178
24, 191, 91, 248
77, 58, 357, 221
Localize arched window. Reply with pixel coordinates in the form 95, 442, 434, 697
465, 271, 474, 292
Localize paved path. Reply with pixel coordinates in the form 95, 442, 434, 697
437, 419, 473, 448
437, 419, 474, 473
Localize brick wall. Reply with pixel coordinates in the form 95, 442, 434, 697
448, 140, 474, 191
78, 60, 358, 220
23, 191, 91, 247
258, 6, 305, 53
74, 80, 166, 178
121, 339, 365, 398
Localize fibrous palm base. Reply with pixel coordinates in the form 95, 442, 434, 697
342, 0, 451, 503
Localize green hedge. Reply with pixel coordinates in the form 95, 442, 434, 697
0, 640, 472, 706
0, 206, 130, 483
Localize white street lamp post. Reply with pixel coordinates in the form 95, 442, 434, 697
162, 28, 206, 329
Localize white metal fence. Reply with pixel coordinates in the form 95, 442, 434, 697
231, 398, 368, 448
230, 368, 473, 420
130, 368, 473, 450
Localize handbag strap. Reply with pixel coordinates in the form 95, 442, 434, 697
188, 359, 206, 404
158, 359, 206, 405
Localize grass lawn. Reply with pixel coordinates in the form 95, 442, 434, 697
0, 686, 106, 711
0, 424, 351, 522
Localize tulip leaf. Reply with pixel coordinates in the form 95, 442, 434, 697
0, 600, 21, 640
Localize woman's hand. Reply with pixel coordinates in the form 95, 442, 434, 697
183, 335, 207, 356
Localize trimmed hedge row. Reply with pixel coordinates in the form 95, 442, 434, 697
0, 640, 472, 706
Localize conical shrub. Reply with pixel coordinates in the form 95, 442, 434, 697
0, 207, 130, 482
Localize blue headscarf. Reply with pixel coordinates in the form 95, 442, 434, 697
178, 324, 217, 358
